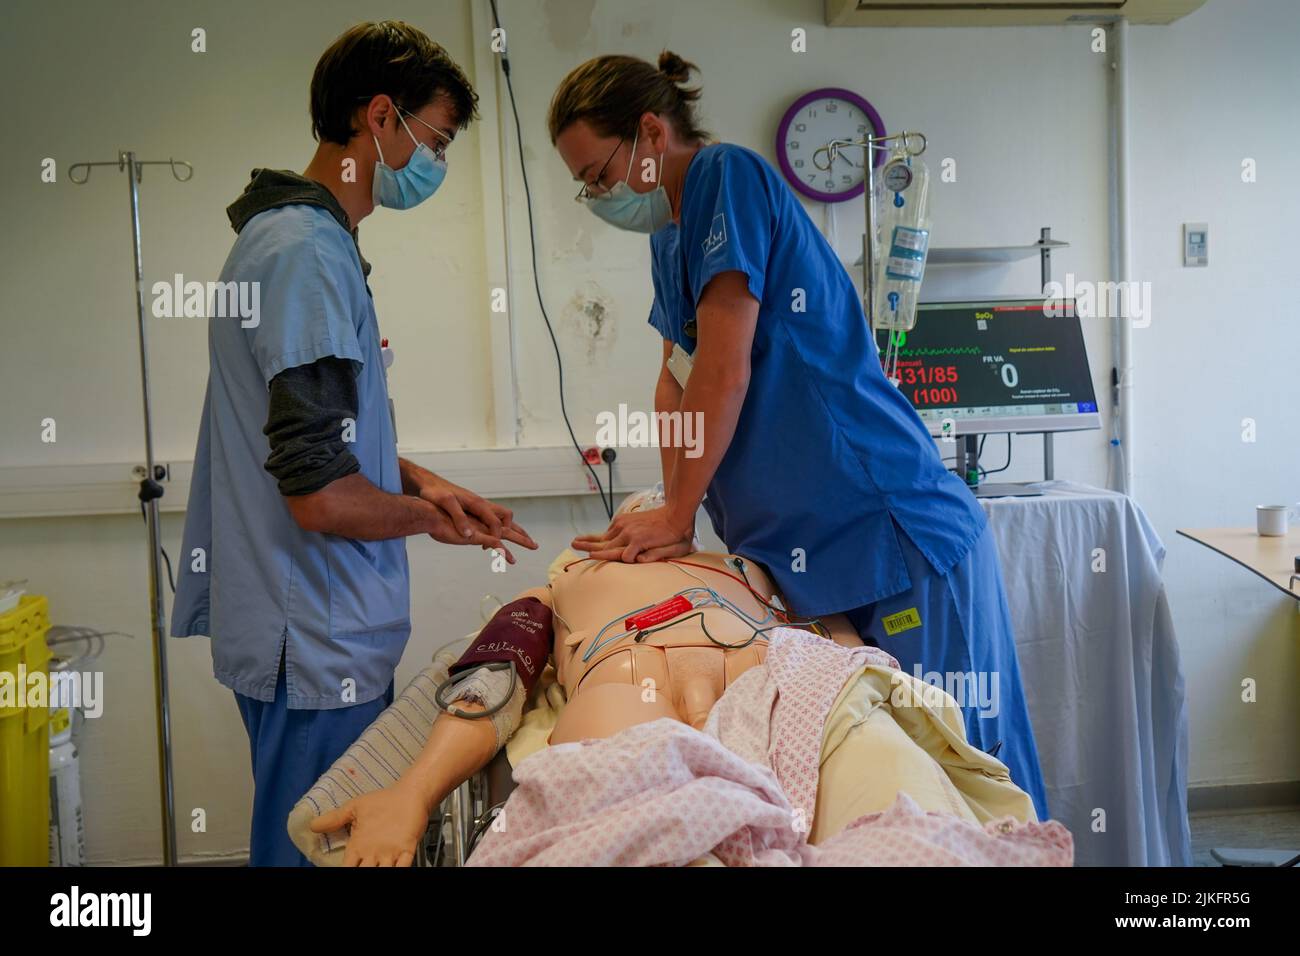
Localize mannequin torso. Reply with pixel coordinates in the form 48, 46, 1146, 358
518, 552, 855, 744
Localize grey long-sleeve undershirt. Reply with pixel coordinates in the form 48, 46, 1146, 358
262, 356, 362, 496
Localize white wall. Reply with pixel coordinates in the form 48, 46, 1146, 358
0, 0, 1296, 863
0, 0, 495, 464
1127, 1, 1300, 789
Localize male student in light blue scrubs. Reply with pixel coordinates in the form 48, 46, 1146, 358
171, 21, 536, 865
551, 52, 1050, 820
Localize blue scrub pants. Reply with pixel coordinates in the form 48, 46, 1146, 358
234, 667, 393, 866
842, 522, 1050, 821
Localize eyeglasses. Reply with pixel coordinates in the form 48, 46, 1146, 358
399, 107, 453, 162
575, 138, 625, 202
357, 95, 454, 161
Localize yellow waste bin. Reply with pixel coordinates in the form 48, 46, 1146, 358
0, 594, 52, 866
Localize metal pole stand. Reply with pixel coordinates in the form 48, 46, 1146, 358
69, 151, 192, 865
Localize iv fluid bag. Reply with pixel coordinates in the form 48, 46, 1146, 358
871, 148, 931, 333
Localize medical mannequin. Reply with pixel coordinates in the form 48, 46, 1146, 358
310, 542, 861, 865
544, 552, 860, 740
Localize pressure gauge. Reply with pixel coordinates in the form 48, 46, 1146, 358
882, 160, 913, 193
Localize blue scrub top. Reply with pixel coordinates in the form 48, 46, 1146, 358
171, 204, 410, 709
649, 144, 985, 617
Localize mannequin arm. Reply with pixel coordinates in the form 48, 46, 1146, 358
311, 587, 551, 866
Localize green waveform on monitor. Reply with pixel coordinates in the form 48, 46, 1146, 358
897, 346, 982, 357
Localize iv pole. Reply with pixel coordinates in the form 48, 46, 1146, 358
69, 151, 193, 867
814, 130, 927, 378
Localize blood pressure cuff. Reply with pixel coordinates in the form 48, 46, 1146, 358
449, 597, 553, 697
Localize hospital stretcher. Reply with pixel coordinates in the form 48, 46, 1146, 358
422, 744, 514, 866
289, 630, 1055, 866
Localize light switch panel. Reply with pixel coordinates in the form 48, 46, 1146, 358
1183, 222, 1208, 267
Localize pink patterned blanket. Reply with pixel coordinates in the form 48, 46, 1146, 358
468, 628, 1073, 866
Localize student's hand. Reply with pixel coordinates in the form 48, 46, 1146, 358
411, 468, 537, 561
425, 508, 525, 563
571, 509, 695, 563
311, 782, 429, 867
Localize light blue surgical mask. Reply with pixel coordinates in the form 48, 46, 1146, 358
372, 111, 447, 210
582, 131, 672, 234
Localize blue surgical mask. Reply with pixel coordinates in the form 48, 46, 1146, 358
584, 131, 672, 234
373, 112, 447, 210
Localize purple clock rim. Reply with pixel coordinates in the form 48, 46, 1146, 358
775, 87, 886, 204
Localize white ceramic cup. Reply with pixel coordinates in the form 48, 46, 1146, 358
1256, 504, 1290, 536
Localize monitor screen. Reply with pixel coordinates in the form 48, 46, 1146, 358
896, 299, 1101, 437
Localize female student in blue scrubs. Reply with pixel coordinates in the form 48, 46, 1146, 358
550, 51, 1050, 819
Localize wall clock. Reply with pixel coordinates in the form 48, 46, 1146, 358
775, 87, 885, 203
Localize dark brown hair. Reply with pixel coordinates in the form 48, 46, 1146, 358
310, 20, 479, 145
547, 50, 709, 144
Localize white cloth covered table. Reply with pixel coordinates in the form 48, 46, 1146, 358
980, 480, 1191, 866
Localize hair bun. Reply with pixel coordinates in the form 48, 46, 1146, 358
657, 50, 696, 86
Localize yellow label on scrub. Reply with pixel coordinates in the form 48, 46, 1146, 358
882, 607, 922, 636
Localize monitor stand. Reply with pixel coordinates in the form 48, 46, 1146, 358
953, 434, 1044, 499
